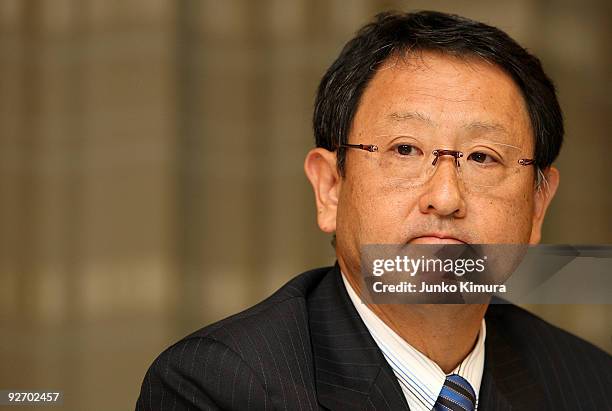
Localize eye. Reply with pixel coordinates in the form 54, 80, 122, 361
467, 152, 497, 164
395, 144, 423, 156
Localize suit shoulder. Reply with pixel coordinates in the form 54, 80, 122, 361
487, 303, 611, 407
184, 266, 331, 346
137, 266, 331, 410
487, 303, 611, 365
155, 266, 331, 376
137, 334, 268, 410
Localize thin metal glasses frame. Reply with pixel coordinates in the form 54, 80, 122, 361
339, 143, 536, 167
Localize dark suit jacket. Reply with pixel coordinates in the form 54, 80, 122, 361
136, 265, 611, 410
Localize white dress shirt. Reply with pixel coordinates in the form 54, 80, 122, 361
341, 272, 486, 411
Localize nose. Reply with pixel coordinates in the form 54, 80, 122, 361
418, 156, 467, 218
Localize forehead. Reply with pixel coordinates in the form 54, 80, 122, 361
351, 51, 533, 150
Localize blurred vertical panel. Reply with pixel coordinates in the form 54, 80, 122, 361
0, 0, 24, 319
174, 0, 202, 332
534, 0, 612, 244
15, 0, 44, 325
177, 0, 256, 324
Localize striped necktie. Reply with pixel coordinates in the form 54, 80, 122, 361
433, 374, 476, 411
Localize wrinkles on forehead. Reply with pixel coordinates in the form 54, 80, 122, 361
353, 51, 534, 154
387, 111, 514, 140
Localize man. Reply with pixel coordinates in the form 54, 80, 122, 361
137, 11, 610, 410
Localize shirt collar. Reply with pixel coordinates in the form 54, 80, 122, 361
341, 271, 486, 411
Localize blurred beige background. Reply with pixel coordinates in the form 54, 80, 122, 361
0, 0, 610, 410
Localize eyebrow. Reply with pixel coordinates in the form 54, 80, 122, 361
388, 111, 434, 125
463, 121, 509, 136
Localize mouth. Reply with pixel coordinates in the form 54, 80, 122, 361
408, 234, 467, 244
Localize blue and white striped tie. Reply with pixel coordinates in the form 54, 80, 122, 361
433, 374, 476, 411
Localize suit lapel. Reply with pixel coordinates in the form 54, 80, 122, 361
308, 265, 409, 410
480, 304, 547, 410
479, 368, 512, 411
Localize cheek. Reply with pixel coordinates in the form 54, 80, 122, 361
337, 179, 410, 243
473, 191, 534, 243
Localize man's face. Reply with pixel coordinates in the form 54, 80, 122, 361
305, 51, 559, 276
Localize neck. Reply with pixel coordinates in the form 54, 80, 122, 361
372, 303, 486, 373
344, 271, 487, 373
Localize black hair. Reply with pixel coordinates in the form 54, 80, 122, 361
313, 10, 563, 174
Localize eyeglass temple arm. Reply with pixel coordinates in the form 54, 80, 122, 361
339, 143, 378, 152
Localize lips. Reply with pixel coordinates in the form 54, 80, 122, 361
409, 234, 466, 244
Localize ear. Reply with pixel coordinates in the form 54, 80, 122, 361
529, 166, 560, 244
304, 148, 341, 233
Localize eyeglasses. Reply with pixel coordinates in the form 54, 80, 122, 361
340, 139, 536, 188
